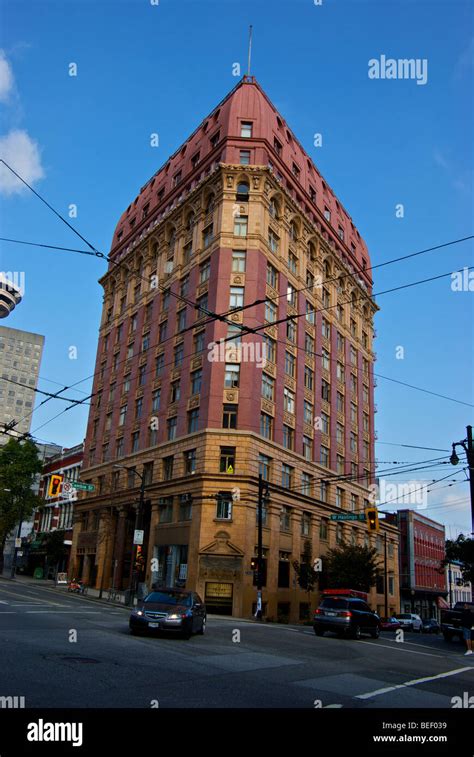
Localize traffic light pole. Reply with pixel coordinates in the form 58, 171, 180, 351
129, 474, 146, 607
256, 475, 269, 621
450, 425, 474, 536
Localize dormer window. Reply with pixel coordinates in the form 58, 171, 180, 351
241, 121, 253, 138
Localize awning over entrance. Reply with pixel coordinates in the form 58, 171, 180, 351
437, 596, 450, 609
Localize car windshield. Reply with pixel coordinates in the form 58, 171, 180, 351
321, 599, 349, 609
145, 592, 192, 606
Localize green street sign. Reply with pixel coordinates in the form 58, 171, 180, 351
330, 513, 366, 521
71, 481, 95, 492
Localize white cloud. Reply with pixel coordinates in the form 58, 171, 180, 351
0, 50, 14, 102
0, 130, 44, 196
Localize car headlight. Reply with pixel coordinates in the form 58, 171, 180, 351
135, 610, 144, 616
167, 613, 182, 620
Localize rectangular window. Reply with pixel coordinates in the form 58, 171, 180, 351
260, 412, 273, 439
304, 366, 314, 391
222, 404, 238, 429
191, 369, 202, 395
286, 319, 297, 343
268, 228, 279, 253
337, 391, 344, 413
266, 263, 278, 288
174, 343, 184, 367
264, 334, 276, 363
194, 331, 205, 355
135, 397, 143, 418
229, 286, 244, 309
159, 321, 167, 342
240, 150, 251, 165
303, 436, 312, 462
234, 215, 248, 236
119, 404, 127, 426
336, 487, 344, 508
220, 447, 235, 474
170, 380, 180, 404
188, 408, 199, 433
305, 333, 314, 355
306, 301, 315, 324
261, 373, 275, 401
259, 453, 271, 480
322, 348, 330, 371
320, 481, 328, 503
320, 518, 329, 540
303, 401, 313, 425
152, 388, 161, 412
280, 506, 291, 531
288, 253, 298, 275
224, 363, 240, 388
265, 300, 277, 324
336, 362, 345, 382
163, 455, 174, 481
320, 445, 329, 467
321, 379, 330, 402
203, 223, 214, 247
321, 317, 330, 340
158, 497, 173, 523
184, 449, 196, 474
167, 416, 177, 440
131, 431, 140, 453
116, 437, 124, 457
283, 424, 294, 450
283, 387, 295, 414
232, 250, 246, 272
287, 284, 297, 307
199, 260, 211, 284
285, 351, 296, 378
301, 510, 311, 535
241, 121, 253, 138
155, 353, 164, 377
179, 494, 192, 521
216, 492, 232, 520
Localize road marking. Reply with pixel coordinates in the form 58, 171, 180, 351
25, 610, 102, 614
359, 640, 444, 658
0, 600, 8, 604
376, 637, 450, 653
355, 666, 474, 700
0, 587, 68, 607
0, 611, 17, 614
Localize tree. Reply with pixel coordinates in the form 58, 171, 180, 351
441, 535, 474, 585
292, 540, 318, 602
0, 439, 43, 572
322, 542, 380, 592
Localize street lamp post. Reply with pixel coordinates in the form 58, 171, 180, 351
450, 425, 474, 536
113, 465, 146, 607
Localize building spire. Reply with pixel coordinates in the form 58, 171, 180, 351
247, 25, 253, 77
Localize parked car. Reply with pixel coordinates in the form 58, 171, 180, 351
380, 617, 401, 631
394, 613, 422, 632
313, 596, 380, 639
422, 618, 440, 634
441, 601, 474, 642
129, 589, 206, 639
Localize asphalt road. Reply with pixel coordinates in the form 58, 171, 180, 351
1, 578, 473, 709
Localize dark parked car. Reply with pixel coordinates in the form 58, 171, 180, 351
422, 618, 440, 634
129, 589, 206, 639
313, 596, 381, 639
380, 617, 401, 631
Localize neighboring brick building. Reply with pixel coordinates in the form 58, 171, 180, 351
70, 76, 398, 620
27, 444, 83, 578
390, 510, 447, 618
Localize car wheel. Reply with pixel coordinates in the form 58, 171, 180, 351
370, 626, 380, 639
314, 627, 325, 637
198, 617, 206, 635
353, 625, 362, 640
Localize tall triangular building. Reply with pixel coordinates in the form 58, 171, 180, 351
72, 76, 398, 620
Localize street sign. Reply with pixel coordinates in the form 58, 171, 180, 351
133, 529, 144, 545
63, 481, 73, 494
15, 537, 22, 548
330, 514, 366, 521
71, 481, 95, 492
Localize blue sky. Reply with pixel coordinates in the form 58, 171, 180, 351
0, 0, 473, 535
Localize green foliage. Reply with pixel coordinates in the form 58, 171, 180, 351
43, 529, 67, 565
292, 540, 317, 595
0, 439, 43, 547
442, 535, 474, 585
322, 542, 380, 592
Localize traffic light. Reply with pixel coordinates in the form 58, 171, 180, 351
366, 507, 379, 532
48, 474, 63, 497
250, 556, 258, 571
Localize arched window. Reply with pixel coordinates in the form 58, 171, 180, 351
205, 194, 215, 215
289, 221, 298, 242
236, 182, 249, 202
269, 198, 279, 219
